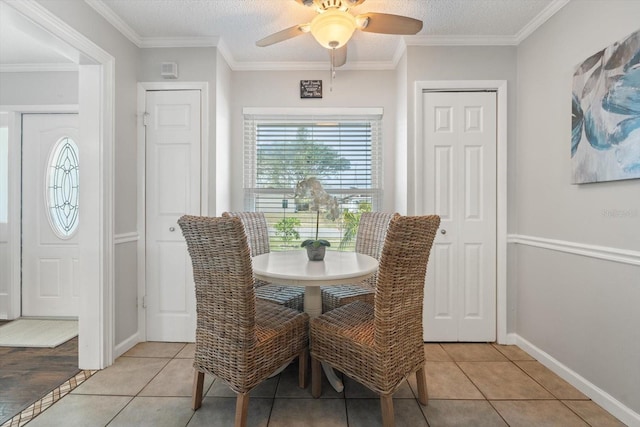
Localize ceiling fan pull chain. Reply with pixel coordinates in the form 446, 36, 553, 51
329, 43, 338, 91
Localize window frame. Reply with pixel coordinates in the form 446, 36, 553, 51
242, 107, 383, 250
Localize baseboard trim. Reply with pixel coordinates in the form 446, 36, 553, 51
114, 232, 139, 245
504, 332, 518, 345
113, 332, 140, 359
514, 334, 640, 426
508, 234, 640, 266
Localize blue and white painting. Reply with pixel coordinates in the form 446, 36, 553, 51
572, 29, 640, 184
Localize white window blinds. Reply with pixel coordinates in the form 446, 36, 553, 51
243, 110, 382, 250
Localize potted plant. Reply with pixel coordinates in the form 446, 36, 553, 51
294, 177, 339, 261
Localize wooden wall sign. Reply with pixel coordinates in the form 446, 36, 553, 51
300, 80, 322, 98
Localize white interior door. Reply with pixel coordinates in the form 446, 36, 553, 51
22, 113, 80, 317
145, 90, 201, 342
421, 91, 497, 342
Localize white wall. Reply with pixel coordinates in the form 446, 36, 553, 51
0, 71, 78, 105
394, 51, 408, 214
0, 113, 8, 319
515, 0, 640, 421
229, 69, 397, 212
215, 51, 232, 215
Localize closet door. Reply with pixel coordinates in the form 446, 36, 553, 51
145, 90, 201, 342
421, 91, 497, 342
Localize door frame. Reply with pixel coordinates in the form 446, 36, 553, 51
136, 82, 209, 342
5, 0, 116, 369
414, 80, 508, 344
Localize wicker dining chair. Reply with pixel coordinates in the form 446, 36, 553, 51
310, 215, 441, 427
178, 215, 309, 427
222, 211, 305, 311
321, 211, 399, 313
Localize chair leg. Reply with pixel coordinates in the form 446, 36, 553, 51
380, 393, 394, 427
192, 371, 205, 410
298, 348, 308, 389
234, 392, 250, 427
311, 356, 322, 398
416, 367, 429, 405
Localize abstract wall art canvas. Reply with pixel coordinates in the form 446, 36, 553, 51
571, 29, 640, 184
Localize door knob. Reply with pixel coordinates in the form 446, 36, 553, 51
440, 229, 447, 235
169, 227, 175, 232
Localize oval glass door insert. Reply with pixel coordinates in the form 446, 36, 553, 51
46, 136, 79, 238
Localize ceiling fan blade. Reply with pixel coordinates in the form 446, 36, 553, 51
331, 45, 347, 67
256, 24, 308, 47
356, 13, 423, 35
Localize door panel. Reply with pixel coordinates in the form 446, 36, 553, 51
145, 90, 201, 342
422, 92, 497, 342
22, 113, 80, 317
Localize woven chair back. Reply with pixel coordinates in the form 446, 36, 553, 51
374, 215, 440, 351
222, 211, 270, 256
354, 212, 399, 289
355, 212, 398, 259
178, 215, 257, 376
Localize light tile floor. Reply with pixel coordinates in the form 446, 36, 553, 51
21, 342, 626, 427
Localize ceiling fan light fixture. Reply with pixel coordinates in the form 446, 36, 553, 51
310, 9, 356, 49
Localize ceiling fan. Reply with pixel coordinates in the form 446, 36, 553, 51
256, 0, 423, 67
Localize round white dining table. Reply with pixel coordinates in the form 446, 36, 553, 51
252, 249, 378, 392
252, 250, 378, 318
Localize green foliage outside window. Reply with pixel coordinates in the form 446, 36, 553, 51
273, 217, 301, 248
339, 202, 372, 250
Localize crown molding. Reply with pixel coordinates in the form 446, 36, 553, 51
0, 63, 78, 72
515, 0, 571, 44
392, 38, 407, 66
215, 38, 235, 69
84, 0, 142, 46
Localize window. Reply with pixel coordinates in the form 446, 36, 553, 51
46, 136, 79, 238
244, 109, 382, 251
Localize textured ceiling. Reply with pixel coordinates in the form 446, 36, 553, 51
0, 0, 570, 69
94, 0, 563, 68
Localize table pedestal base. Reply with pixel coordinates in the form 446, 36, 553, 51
304, 287, 344, 392
322, 361, 344, 393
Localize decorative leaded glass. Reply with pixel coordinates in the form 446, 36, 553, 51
46, 137, 79, 238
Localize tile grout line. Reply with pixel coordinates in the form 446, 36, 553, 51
0, 370, 96, 427
509, 360, 599, 427
440, 343, 513, 427
104, 345, 186, 426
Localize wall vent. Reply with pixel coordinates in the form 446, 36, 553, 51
161, 62, 178, 79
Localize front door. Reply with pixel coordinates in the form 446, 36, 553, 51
22, 113, 80, 317
421, 91, 497, 342
145, 90, 201, 342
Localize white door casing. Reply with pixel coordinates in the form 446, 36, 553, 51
22, 113, 80, 317
145, 90, 201, 342
421, 91, 497, 342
